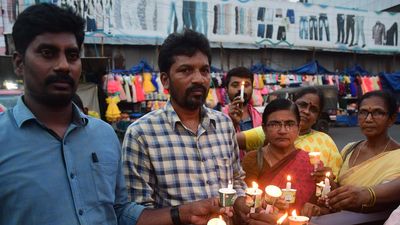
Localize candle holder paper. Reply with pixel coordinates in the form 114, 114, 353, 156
245, 188, 263, 208
282, 189, 296, 204
288, 215, 309, 225
219, 188, 237, 207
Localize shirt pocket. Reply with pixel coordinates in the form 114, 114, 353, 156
214, 157, 232, 185
91, 162, 118, 204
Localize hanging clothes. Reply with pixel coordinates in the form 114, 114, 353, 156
106, 96, 121, 122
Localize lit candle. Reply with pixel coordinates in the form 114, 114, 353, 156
207, 216, 227, 225
277, 212, 288, 225
286, 175, 292, 190
288, 210, 309, 225
245, 182, 263, 213
228, 180, 233, 189
240, 81, 245, 101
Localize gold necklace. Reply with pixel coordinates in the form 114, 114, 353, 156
351, 138, 392, 167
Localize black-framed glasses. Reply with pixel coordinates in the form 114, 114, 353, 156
295, 100, 320, 114
266, 120, 298, 131
358, 110, 388, 119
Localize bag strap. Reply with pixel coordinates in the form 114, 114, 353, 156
342, 140, 364, 162
256, 146, 264, 173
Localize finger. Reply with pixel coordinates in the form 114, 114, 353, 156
327, 186, 349, 198
249, 213, 276, 223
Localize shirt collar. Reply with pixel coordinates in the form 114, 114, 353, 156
13, 96, 88, 128
164, 101, 216, 130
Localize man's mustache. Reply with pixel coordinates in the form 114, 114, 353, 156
186, 84, 207, 95
44, 74, 75, 86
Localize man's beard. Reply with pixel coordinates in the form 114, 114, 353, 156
33, 73, 76, 107
170, 84, 208, 110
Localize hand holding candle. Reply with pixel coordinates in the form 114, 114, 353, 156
240, 81, 245, 101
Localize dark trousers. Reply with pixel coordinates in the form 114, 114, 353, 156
386, 22, 398, 46
277, 26, 286, 40
309, 16, 318, 40
319, 13, 330, 41
337, 14, 345, 43
345, 15, 355, 45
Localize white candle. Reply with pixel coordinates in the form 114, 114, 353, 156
324, 172, 331, 187
246, 182, 263, 213
277, 212, 288, 225
227, 180, 233, 189
207, 216, 227, 225
286, 175, 292, 190
240, 81, 245, 101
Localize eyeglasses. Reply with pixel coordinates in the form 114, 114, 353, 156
295, 100, 320, 114
358, 110, 388, 119
266, 120, 298, 131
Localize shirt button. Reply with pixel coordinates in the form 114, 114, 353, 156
70, 173, 75, 179
206, 180, 212, 185
78, 209, 83, 215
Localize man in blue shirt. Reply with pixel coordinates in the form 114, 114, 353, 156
0, 3, 228, 225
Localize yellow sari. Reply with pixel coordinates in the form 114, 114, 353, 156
339, 143, 400, 186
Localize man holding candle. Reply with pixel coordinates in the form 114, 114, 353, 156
122, 29, 249, 223
222, 67, 262, 159
0, 4, 231, 225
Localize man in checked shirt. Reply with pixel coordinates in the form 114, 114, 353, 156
122, 29, 250, 224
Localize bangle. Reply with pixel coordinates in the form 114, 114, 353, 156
170, 205, 183, 225
362, 187, 376, 209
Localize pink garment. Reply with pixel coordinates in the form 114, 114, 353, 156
116, 75, 127, 101
222, 103, 262, 132
134, 75, 146, 102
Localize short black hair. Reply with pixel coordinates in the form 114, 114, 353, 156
262, 98, 300, 125
12, 3, 85, 55
225, 67, 254, 88
358, 90, 398, 117
293, 86, 325, 114
158, 29, 211, 74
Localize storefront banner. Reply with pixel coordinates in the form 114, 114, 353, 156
1, 0, 399, 54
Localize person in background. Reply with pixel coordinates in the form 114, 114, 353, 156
122, 29, 249, 223
0, 4, 228, 225
242, 99, 321, 216
222, 66, 262, 159
237, 87, 342, 179
325, 91, 400, 214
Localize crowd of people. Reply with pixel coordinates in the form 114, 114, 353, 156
0, 3, 399, 225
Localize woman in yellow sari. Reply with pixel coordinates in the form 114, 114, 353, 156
326, 90, 400, 213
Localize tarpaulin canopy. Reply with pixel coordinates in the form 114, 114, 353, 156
344, 64, 370, 76
250, 63, 280, 73
289, 60, 333, 75
379, 71, 400, 92
129, 60, 154, 74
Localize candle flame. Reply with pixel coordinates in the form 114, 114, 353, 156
252, 181, 258, 189
287, 175, 291, 181
326, 172, 331, 177
241, 81, 245, 85
277, 212, 288, 224
292, 210, 297, 217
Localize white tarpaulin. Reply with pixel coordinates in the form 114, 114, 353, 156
1, 0, 399, 54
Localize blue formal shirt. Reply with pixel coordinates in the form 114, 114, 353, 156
0, 97, 144, 225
